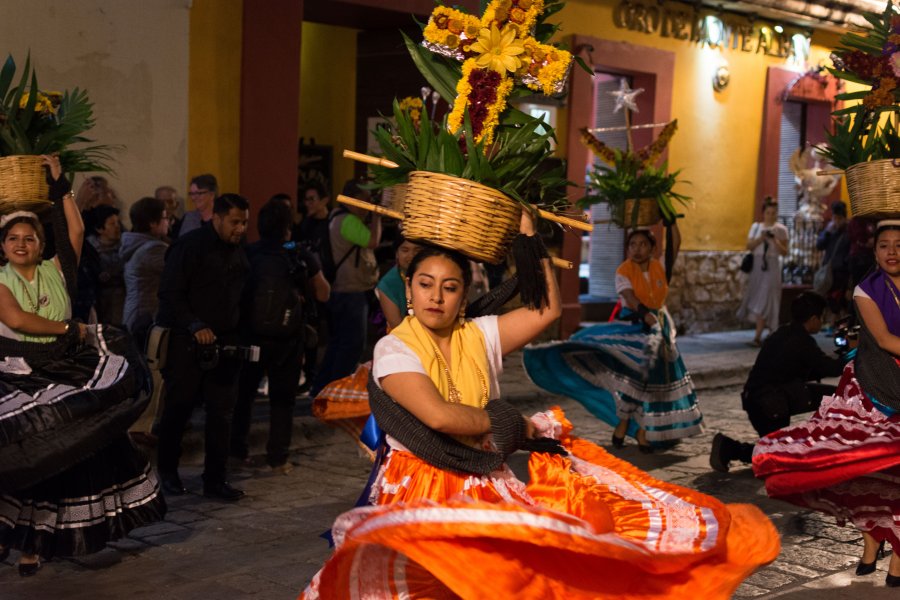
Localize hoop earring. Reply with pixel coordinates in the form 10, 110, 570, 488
407, 298, 414, 317
458, 306, 466, 326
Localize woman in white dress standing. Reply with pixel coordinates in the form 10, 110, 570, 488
738, 196, 789, 346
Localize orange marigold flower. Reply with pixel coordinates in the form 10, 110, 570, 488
435, 14, 449, 28
448, 19, 463, 34
510, 7, 525, 23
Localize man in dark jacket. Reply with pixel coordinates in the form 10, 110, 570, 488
710, 292, 847, 472
155, 193, 250, 500
231, 199, 330, 474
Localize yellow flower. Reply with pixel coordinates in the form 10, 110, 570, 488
536, 52, 571, 95
471, 24, 524, 74
19, 91, 58, 115
447, 61, 476, 135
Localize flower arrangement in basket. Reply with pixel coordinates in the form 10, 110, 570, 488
815, 1, 900, 216
357, 0, 591, 265
0, 53, 116, 213
577, 81, 690, 228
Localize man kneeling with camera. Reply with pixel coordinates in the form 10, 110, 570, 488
710, 292, 851, 473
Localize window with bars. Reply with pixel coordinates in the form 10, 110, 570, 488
777, 101, 823, 285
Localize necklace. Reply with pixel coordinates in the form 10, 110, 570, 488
17, 269, 42, 314
429, 334, 489, 408
886, 278, 900, 312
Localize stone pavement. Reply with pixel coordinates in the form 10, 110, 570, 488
4, 328, 898, 599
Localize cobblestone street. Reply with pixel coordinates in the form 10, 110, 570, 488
4, 333, 898, 599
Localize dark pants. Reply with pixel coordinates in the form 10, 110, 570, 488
729, 381, 836, 464
311, 291, 368, 396
231, 338, 303, 467
157, 332, 241, 484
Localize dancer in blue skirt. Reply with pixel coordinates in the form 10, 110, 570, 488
524, 226, 703, 450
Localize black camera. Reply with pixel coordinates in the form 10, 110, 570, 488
196, 342, 260, 371
833, 316, 859, 354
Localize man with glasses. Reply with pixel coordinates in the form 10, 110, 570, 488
177, 174, 218, 238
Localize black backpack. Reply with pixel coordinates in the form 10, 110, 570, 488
319, 208, 359, 283
245, 245, 305, 339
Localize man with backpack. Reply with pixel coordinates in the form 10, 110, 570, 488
232, 198, 330, 473
297, 181, 332, 393
310, 179, 381, 397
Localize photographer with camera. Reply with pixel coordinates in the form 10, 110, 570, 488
737, 196, 790, 347
231, 198, 329, 475
155, 193, 250, 501
711, 292, 847, 473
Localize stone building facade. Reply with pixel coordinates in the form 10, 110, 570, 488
666, 251, 747, 334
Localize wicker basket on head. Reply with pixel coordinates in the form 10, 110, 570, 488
0, 155, 51, 214
401, 171, 521, 264
381, 183, 408, 215
621, 198, 661, 227
845, 159, 900, 217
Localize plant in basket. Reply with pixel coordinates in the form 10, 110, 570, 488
814, 1, 900, 215
0, 54, 116, 189
577, 81, 690, 227
368, 0, 583, 217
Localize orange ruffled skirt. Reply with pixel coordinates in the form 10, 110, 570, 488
301, 408, 778, 599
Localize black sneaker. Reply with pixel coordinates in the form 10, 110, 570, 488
709, 433, 732, 473
203, 481, 245, 501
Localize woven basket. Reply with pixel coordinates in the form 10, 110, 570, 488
845, 159, 900, 217
0, 155, 51, 214
381, 183, 408, 215
402, 171, 521, 264
621, 198, 661, 227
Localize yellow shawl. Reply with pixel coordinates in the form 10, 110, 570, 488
616, 258, 668, 310
390, 315, 490, 409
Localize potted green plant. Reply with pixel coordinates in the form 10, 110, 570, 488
577, 118, 690, 227
0, 53, 116, 209
815, 1, 900, 215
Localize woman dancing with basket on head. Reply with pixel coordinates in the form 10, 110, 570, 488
524, 224, 703, 451
301, 212, 778, 599
754, 220, 900, 588
0, 156, 165, 577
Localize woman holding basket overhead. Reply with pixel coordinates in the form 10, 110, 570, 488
301, 212, 778, 600
0, 156, 164, 576
754, 220, 900, 588
523, 223, 703, 450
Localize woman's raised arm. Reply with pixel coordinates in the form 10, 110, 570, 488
43, 155, 84, 266
496, 212, 562, 356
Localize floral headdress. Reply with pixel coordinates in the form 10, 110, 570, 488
369, 0, 581, 215
421, 0, 572, 147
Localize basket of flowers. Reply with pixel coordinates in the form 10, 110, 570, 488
341, 0, 590, 264
816, 1, 900, 216
0, 54, 115, 213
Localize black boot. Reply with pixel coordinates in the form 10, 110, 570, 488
710, 433, 738, 473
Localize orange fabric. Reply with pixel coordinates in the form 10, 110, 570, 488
302, 408, 780, 600
311, 364, 371, 421
616, 258, 668, 310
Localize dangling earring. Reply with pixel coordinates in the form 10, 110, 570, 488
458, 306, 466, 326
407, 298, 414, 317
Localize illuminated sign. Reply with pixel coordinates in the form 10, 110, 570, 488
613, 0, 810, 65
